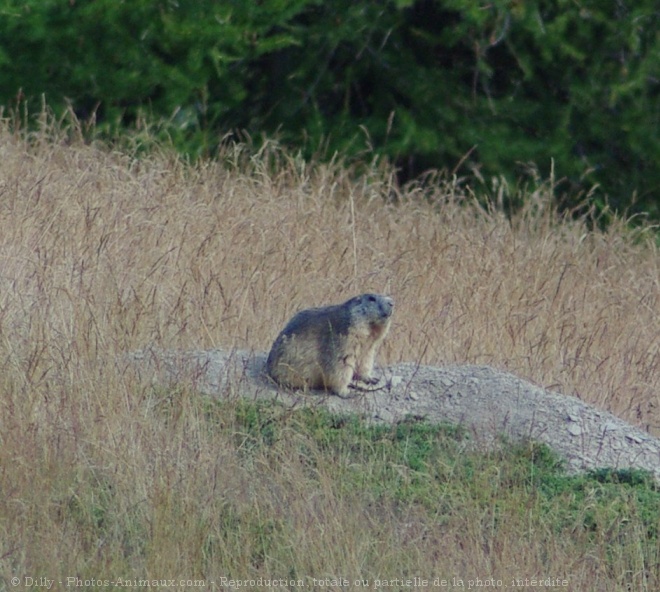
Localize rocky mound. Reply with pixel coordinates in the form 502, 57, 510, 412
126, 348, 660, 481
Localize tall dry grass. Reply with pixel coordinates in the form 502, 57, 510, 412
1, 118, 659, 588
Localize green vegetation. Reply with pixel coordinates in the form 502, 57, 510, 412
231, 399, 660, 586
1, 0, 658, 217
48, 393, 660, 588
222, 399, 660, 533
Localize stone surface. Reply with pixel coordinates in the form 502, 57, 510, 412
125, 347, 660, 481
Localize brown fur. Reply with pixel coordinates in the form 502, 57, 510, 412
266, 294, 394, 396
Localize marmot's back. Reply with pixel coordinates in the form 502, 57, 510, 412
266, 293, 394, 396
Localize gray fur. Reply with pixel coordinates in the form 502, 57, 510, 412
266, 293, 394, 396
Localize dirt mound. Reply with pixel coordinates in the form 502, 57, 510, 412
127, 347, 660, 480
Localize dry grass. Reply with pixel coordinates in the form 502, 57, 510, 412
1, 117, 659, 589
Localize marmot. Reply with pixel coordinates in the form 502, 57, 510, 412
266, 293, 394, 397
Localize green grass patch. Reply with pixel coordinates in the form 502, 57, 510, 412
206, 398, 660, 542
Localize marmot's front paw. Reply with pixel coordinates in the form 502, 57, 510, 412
352, 374, 380, 386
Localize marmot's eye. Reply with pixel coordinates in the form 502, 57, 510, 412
368, 295, 376, 302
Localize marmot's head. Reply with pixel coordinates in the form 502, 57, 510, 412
346, 293, 394, 327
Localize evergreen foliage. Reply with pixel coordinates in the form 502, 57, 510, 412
1, 0, 657, 216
